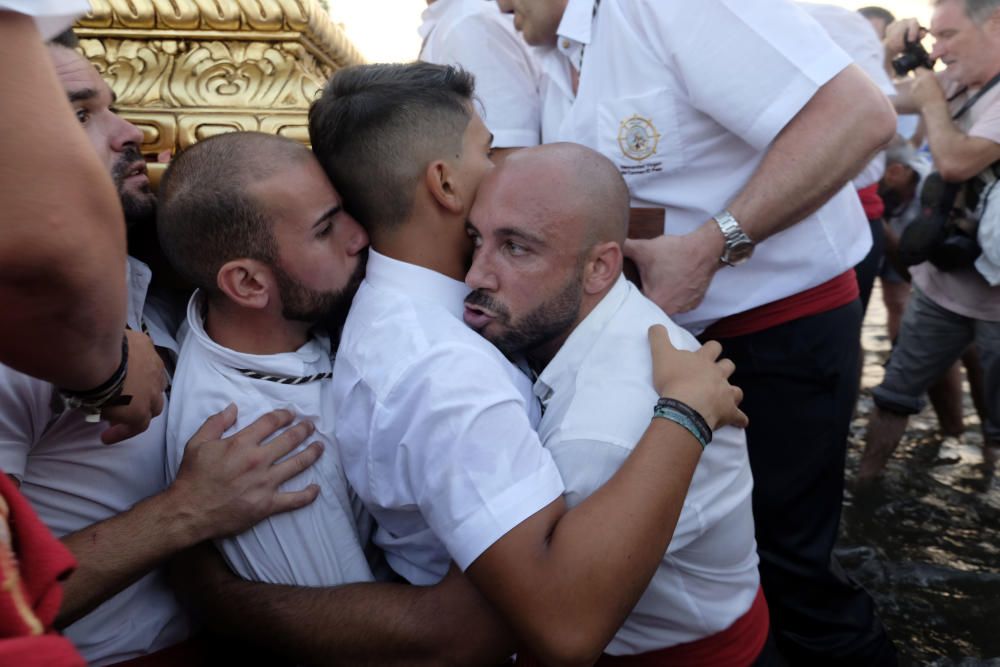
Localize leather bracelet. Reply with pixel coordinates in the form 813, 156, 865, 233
57, 334, 129, 420
653, 407, 708, 450
653, 397, 712, 447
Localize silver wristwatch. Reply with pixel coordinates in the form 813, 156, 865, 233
713, 210, 754, 267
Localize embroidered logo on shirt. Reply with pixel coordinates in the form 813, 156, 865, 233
617, 115, 660, 162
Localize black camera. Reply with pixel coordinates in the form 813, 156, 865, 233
892, 36, 936, 76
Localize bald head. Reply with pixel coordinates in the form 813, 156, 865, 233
157, 131, 313, 293
464, 143, 631, 365
495, 143, 630, 253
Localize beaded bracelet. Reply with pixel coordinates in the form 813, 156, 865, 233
652, 397, 713, 450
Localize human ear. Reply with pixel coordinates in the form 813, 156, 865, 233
216, 259, 273, 309
583, 241, 623, 295
424, 159, 464, 215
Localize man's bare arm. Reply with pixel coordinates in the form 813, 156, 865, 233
728, 64, 896, 239
908, 67, 1000, 181
171, 544, 514, 667
626, 64, 897, 314
922, 102, 1000, 181
0, 12, 126, 389
57, 408, 322, 627
891, 77, 919, 115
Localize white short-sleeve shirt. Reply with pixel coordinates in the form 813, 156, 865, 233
165, 292, 375, 587
534, 276, 759, 654
541, 0, 872, 333
419, 0, 543, 148
0, 0, 89, 40
332, 250, 565, 585
0, 258, 188, 667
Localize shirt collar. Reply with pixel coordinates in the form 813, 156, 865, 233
183, 290, 330, 376
534, 275, 630, 406
363, 249, 471, 321
125, 256, 152, 332
555, 0, 597, 68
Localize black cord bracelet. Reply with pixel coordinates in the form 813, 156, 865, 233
655, 397, 713, 446
57, 334, 129, 412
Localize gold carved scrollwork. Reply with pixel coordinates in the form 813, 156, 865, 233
170, 41, 326, 109
77, 0, 363, 158
81, 38, 172, 106
78, 0, 363, 68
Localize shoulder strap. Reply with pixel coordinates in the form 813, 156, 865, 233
952, 70, 1000, 120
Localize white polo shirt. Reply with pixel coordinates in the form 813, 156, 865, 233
541, 0, 872, 333
0, 0, 90, 39
535, 276, 759, 654
798, 2, 896, 190
419, 0, 542, 148
0, 258, 188, 667
332, 250, 565, 585
165, 292, 375, 587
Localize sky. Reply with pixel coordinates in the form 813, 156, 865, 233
326, 1, 935, 64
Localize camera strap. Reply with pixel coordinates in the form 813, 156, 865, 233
952, 70, 1000, 121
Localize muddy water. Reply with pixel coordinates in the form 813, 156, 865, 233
837, 285, 1000, 665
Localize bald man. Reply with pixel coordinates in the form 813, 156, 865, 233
464, 143, 773, 665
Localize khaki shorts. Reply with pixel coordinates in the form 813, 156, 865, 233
872, 287, 1000, 441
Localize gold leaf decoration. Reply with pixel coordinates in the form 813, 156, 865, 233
77, 0, 362, 156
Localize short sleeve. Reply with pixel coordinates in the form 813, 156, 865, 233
624, 0, 851, 151
0, 365, 53, 480
379, 345, 564, 571
428, 13, 541, 148
968, 97, 1000, 146
546, 438, 627, 510
0, 0, 91, 40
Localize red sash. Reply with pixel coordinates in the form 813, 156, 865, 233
703, 270, 859, 339
857, 183, 885, 221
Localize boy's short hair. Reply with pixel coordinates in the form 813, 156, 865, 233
308, 62, 476, 234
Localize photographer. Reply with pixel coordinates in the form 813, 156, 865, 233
860, 0, 1000, 484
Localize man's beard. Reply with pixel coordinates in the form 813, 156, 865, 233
111, 145, 156, 228
464, 270, 582, 359
273, 249, 368, 342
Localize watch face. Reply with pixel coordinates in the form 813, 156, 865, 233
723, 241, 754, 266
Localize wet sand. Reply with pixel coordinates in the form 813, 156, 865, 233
838, 284, 1000, 665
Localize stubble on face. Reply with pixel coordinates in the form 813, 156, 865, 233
111, 144, 156, 228
464, 266, 582, 359
273, 249, 368, 339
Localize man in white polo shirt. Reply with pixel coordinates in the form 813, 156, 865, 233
312, 61, 749, 666
502, 1, 899, 663
465, 142, 772, 665
419, 0, 542, 160
0, 39, 324, 666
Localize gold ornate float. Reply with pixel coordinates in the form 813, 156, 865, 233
76, 0, 364, 174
